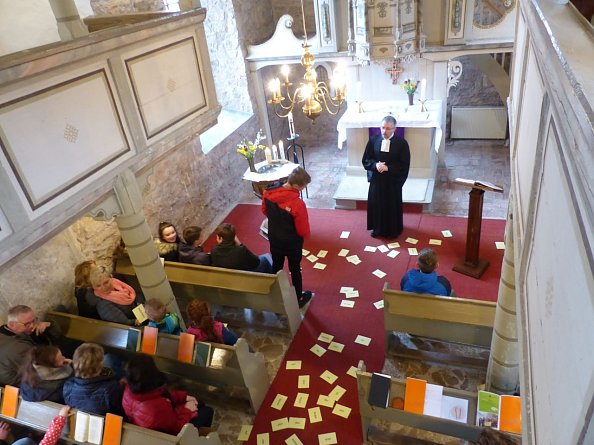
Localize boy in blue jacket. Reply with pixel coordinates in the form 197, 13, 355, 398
401, 248, 452, 296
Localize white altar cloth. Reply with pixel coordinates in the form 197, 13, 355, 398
242, 160, 299, 182
336, 100, 442, 148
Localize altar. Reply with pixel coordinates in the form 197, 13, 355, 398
333, 100, 443, 209
242, 160, 299, 198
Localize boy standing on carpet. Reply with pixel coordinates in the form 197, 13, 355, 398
400, 247, 452, 296
262, 166, 313, 308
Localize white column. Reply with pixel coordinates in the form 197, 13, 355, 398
48, 0, 88, 40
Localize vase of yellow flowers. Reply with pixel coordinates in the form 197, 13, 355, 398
401, 78, 418, 106
237, 130, 266, 172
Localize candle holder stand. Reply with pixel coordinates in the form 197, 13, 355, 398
286, 134, 308, 198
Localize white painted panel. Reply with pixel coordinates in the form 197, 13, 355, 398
510, 12, 527, 122
0, 205, 11, 242
526, 124, 594, 445
451, 106, 506, 139
515, 45, 543, 234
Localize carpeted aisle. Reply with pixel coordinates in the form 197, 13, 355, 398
208, 203, 505, 445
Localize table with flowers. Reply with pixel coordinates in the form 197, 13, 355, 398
242, 160, 300, 198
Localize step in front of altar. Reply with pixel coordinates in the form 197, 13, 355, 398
333, 175, 435, 209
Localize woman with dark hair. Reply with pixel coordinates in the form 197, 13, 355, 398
155, 221, 180, 262
122, 355, 214, 436
19, 345, 72, 403
186, 300, 238, 345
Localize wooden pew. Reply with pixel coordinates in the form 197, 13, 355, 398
383, 284, 497, 367
356, 361, 484, 443
47, 311, 269, 413
0, 397, 221, 445
115, 257, 302, 337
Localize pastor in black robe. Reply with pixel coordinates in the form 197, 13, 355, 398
362, 134, 411, 238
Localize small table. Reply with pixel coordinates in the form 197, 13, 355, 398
242, 160, 299, 198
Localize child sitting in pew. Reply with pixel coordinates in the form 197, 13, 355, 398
211, 223, 272, 273
63, 343, 124, 416
155, 221, 180, 262
145, 299, 182, 335
0, 405, 71, 445
178, 226, 211, 265
400, 247, 452, 296
122, 354, 214, 436
19, 345, 73, 404
186, 300, 238, 346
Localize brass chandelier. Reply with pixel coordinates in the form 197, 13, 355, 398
267, 0, 346, 122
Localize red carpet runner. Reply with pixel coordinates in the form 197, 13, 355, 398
209, 204, 505, 445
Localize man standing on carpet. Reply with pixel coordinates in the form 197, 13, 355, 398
362, 115, 411, 238
262, 166, 313, 308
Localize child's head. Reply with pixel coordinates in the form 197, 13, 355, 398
183, 226, 203, 247
158, 222, 179, 244
89, 266, 113, 293
186, 300, 211, 325
126, 354, 165, 394
145, 298, 166, 323
75, 260, 97, 288
417, 248, 439, 274
72, 343, 104, 379
20, 345, 65, 386
215, 223, 235, 244
287, 166, 311, 188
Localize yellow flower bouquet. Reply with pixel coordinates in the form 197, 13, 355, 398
236, 130, 266, 160
401, 78, 418, 95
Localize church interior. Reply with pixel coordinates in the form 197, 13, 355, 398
0, 0, 593, 444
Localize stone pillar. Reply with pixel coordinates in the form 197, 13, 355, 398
113, 170, 185, 328
48, 0, 89, 41
486, 211, 519, 393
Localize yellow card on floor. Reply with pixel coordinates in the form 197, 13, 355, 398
388, 242, 400, 248
256, 433, 269, 445
237, 425, 253, 441
373, 300, 384, 309
288, 417, 306, 430
302, 249, 310, 256
355, 335, 372, 346
364, 245, 377, 252
317, 250, 328, 258
372, 269, 387, 278
347, 366, 358, 378
285, 434, 304, 445
387, 250, 399, 258
320, 370, 338, 384
429, 238, 442, 245
298, 375, 310, 389
271, 418, 289, 431
317, 395, 335, 408
286, 360, 302, 370
495, 241, 505, 249
338, 249, 349, 257
328, 341, 344, 353
271, 394, 288, 410
328, 385, 346, 401
294, 392, 309, 408
318, 332, 334, 343
340, 231, 350, 239
339, 286, 353, 293
332, 403, 352, 419
340, 299, 355, 308
310, 344, 327, 357
307, 254, 319, 262
377, 245, 389, 253
408, 248, 418, 255
308, 407, 323, 423
313, 262, 327, 270
345, 290, 359, 298
405, 237, 418, 244
318, 432, 338, 444
442, 230, 453, 237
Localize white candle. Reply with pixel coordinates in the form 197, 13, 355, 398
356, 81, 362, 101
288, 112, 295, 138
271, 144, 278, 160
279, 140, 286, 161
264, 146, 272, 164
420, 78, 426, 102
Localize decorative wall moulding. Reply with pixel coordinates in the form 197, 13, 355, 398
0, 66, 132, 214
124, 36, 207, 141
0, 206, 12, 242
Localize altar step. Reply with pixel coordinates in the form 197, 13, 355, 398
333, 176, 435, 209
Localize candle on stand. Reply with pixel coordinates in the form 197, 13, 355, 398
288, 112, 295, 138
264, 145, 272, 164
278, 140, 286, 161
271, 144, 278, 161
420, 78, 426, 102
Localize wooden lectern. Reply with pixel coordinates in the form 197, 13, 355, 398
453, 178, 504, 279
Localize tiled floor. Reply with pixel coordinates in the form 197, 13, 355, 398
242, 137, 511, 220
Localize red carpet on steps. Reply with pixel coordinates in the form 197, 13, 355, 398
206, 204, 505, 445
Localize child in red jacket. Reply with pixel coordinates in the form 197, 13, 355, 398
122, 354, 213, 436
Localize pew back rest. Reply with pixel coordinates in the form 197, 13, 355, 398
383, 285, 496, 347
